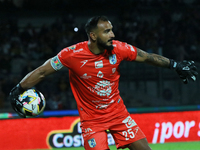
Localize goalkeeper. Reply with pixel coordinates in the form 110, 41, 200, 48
9, 16, 198, 150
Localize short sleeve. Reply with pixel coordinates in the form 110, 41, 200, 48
115, 41, 137, 61
50, 55, 63, 71
57, 47, 72, 69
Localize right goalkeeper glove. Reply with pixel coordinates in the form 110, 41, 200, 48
9, 84, 26, 118
169, 59, 198, 84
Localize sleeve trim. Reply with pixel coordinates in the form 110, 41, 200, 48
50, 55, 64, 71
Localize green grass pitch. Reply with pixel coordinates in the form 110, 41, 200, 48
42, 141, 200, 150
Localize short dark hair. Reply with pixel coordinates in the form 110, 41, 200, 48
85, 16, 109, 35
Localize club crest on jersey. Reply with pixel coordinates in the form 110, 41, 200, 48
88, 138, 96, 148
109, 54, 117, 65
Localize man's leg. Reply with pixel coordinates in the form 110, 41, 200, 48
83, 130, 110, 150
128, 138, 152, 150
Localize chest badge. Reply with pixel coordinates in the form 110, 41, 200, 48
109, 54, 117, 65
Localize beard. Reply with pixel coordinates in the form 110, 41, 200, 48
96, 37, 114, 51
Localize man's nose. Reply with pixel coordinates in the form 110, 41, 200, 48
110, 31, 115, 38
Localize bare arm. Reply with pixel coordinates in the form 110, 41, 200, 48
20, 58, 56, 89
135, 47, 170, 68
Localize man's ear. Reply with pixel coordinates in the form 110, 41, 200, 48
89, 32, 97, 41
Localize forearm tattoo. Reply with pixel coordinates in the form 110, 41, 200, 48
137, 49, 146, 58
147, 53, 169, 67
137, 48, 170, 68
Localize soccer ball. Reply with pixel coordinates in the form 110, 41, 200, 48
18, 89, 46, 117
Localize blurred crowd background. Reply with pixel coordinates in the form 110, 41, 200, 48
0, 0, 200, 112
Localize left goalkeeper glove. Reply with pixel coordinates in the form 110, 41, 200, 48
169, 59, 198, 84
8, 84, 26, 118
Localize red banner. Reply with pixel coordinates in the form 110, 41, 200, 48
0, 111, 200, 149
131, 111, 200, 143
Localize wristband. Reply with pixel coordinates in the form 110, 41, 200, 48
169, 59, 178, 70
12, 84, 25, 96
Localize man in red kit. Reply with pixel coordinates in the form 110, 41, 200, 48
9, 16, 198, 150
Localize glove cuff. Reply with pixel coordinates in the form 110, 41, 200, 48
15, 84, 25, 96
16, 84, 25, 93
10, 84, 25, 98
169, 59, 178, 70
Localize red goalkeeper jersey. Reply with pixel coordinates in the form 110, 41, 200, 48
56, 40, 137, 123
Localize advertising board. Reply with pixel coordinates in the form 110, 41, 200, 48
0, 111, 200, 149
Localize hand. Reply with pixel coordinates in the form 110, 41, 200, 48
170, 60, 198, 84
9, 84, 26, 118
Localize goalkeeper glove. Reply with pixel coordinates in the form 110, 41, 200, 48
9, 84, 26, 118
169, 59, 198, 84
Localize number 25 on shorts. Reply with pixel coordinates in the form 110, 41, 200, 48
122, 128, 139, 140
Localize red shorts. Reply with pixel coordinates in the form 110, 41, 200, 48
82, 115, 146, 150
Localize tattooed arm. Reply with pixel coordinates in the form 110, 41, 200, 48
135, 48, 170, 68
135, 47, 198, 83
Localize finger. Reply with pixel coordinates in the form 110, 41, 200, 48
182, 78, 189, 84
179, 75, 188, 83
191, 75, 196, 81
187, 71, 197, 81
190, 65, 197, 71
189, 61, 194, 64
191, 70, 198, 76
187, 61, 195, 66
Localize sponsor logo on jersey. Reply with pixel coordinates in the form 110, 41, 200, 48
88, 80, 114, 97
80, 73, 91, 79
73, 48, 83, 53
122, 116, 137, 128
112, 68, 116, 74
97, 71, 104, 78
80, 60, 88, 68
96, 99, 114, 109
110, 68, 116, 76
95, 60, 103, 68
109, 54, 117, 65
88, 138, 96, 148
